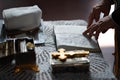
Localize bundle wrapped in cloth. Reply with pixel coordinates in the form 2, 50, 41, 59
2, 5, 42, 35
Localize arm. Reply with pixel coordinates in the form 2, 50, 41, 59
112, 7, 120, 26
87, 0, 112, 27
83, 0, 117, 40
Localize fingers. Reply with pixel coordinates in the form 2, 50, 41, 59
94, 7, 101, 22
101, 29, 107, 33
83, 24, 101, 40
87, 12, 94, 28
95, 26, 101, 40
103, 11, 109, 17
83, 27, 91, 36
87, 24, 98, 38
87, 6, 101, 28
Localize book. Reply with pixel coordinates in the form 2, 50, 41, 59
54, 25, 100, 52
51, 57, 90, 73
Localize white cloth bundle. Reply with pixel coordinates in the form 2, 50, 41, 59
2, 5, 42, 31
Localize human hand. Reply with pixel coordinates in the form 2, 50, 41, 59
87, 0, 111, 28
83, 16, 115, 40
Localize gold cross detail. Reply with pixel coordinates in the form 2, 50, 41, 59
51, 48, 89, 61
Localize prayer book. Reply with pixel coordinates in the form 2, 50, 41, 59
54, 25, 100, 52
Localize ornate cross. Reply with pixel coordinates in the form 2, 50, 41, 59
51, 48, 89, 61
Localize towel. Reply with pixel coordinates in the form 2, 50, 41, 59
2, 5, 42, 31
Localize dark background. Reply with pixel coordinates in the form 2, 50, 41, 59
0, 0, 98, 21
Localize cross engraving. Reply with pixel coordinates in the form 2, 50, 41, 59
51, 48, 89, 61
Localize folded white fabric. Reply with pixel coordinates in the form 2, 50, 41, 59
2, 5, 42, 31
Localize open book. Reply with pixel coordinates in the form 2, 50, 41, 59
54, 25, 100, 52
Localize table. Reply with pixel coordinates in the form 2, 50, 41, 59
0, 20, 116, 80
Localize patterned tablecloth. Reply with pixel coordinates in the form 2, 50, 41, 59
0, 20, 117, 80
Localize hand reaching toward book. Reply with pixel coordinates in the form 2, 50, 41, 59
83, 0, 116, 40
87, 0, 111, 28
83, 16, 115, 40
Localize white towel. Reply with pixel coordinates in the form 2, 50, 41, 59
2, 5, 42, 31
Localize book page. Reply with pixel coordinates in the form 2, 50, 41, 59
54, 25, 100, 52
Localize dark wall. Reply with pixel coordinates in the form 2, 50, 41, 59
0, 0, 98, 21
